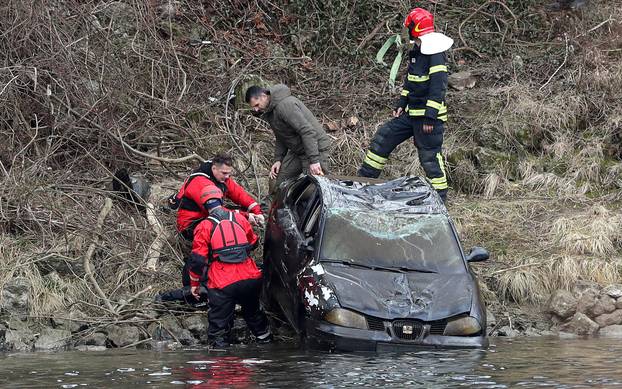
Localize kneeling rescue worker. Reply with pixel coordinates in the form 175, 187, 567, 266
358, 8, 453, 202
187, 188, 271, 348
171, 153, 264, 241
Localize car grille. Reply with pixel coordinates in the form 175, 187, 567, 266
429, 319, 448, 335
392, 320, 423, 340
365, 315, 386, 332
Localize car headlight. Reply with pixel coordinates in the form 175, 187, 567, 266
324, 308, 368, 330
443, 316, 481, 336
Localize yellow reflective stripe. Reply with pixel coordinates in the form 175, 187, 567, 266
364, 156, 384, 170
429, 65, 448, 74
366, 151, 387, 164
426, 100, 443, 110
407, 109, 426, 116
407, 74, 430, 82
401, 89, 409, 96
438, 115, 448, 122
438, 106, 447, 114
426, 153, 448, 190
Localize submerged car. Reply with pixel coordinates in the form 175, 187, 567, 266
262, 175, 489, 351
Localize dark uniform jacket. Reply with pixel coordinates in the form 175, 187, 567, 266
396, 46, 449, 122
261, 84, 331, 164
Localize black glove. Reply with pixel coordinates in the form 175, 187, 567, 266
168, 194, 180, 210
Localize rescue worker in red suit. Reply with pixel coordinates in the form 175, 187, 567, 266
171, 153, 264, 241
358, 8, 453, 202
188, 188, 271, 348
158, 154, 264, 306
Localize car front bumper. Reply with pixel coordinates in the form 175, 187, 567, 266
305, 319, 488, 352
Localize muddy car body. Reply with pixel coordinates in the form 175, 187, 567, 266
263, 175, 489, 351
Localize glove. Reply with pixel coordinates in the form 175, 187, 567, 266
168, 194, 180, 210
248, 213, 265, 227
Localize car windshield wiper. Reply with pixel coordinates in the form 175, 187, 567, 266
321, 260, 436, 274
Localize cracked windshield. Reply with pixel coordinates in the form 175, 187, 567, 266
320, 209, 465, 273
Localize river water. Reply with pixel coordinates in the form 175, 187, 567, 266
2, 337, 621, 388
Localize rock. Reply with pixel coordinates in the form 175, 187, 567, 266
595, 309, 622, 327
497, 325, 520, 338
604, 284, 622, 299
34, 328, 71, 351
590, 296, 616, 317
448, 71, 476, 91
616, 298, 622, 310
5, 330, 32, 352
53, 309, 89, 333
75, 345, 107, 352
559, 312, 599, 335
546, 290, 577, 319
576, 288, 599, 315
524, 327, 543, 337
77, 332, 107, 347
0, 324, 6, 351
105, 325, 142, 348
599, 325, 622, 337
557, 331, 579, 339
182, 315, 208, 338
0, 277, 30, 317
148, 316, 196, 346
486, 309, 496, 328
572, 280, 600, 298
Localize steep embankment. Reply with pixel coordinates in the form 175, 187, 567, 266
0, 0, 621, 350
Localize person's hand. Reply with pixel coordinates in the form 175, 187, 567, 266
248, 213, 265, 227
393, 107, 403, 118
269, 161, 281, 180
190, 286, 200, 299
309, 162, 324, 176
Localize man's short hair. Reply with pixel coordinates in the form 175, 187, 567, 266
212, 153, 234, 166
245, 85, 269, 103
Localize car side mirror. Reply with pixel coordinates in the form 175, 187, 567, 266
466, 246, 489, 262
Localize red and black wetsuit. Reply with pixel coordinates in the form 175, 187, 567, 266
188, 209, 268, 344
175, 161, 262, 240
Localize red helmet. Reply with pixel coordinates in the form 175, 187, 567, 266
404, 8, 435, 39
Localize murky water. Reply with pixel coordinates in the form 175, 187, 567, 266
2, 337, 622, 388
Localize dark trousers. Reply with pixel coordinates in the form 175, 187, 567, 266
358, 114, 448, 200
207, 278, 269, 342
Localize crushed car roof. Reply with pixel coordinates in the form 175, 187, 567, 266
312, 175, 448, 215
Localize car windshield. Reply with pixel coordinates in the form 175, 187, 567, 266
320, 209, 465, 274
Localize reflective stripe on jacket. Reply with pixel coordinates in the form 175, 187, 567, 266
396, 46, 449, 122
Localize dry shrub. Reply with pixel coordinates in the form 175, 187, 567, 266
482, 172, 506, 199
495, 257, 547, 304
550, 205, 622, 256
543, 255, 621, 291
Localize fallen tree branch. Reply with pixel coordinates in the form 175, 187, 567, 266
83, 197, 115, 313
144, 203, 168, 271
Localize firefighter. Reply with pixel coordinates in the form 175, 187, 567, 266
245, 84, 331, 190
187, 189, 271, 348
358, 8, 453, 202
170, 153, 264, 241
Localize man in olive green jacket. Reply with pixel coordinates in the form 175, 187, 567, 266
245, 84, 331, 189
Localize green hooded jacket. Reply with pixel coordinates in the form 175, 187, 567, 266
261, 84, 331, 164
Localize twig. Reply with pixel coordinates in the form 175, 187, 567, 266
458, 0, 518, 58
539, 34, 569, 91
115, 285, 154, 313
49, 94, 204, 164
83, 197, 115, 313
356, 18, 388, 52
490, 261, 545, 275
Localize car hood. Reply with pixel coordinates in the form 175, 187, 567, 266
323, 265, 473, 321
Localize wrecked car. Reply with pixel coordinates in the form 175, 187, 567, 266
262, 175, 489, 351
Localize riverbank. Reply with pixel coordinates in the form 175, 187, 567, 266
1, 0, 621, 352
